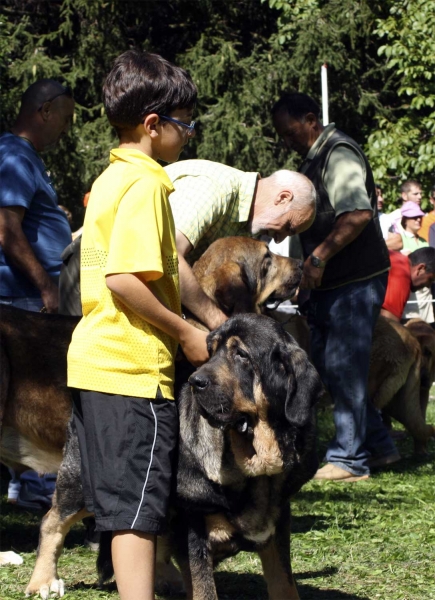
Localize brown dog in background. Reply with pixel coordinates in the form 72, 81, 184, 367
369, 316, 435, 453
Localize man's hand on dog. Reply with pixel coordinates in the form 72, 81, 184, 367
179, 325, 209, 367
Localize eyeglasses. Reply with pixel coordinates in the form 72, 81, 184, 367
158, 115, 196, 135
37, 87, 72, 112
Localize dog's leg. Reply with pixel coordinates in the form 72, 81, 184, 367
26, 419, 90, 598
155, 534, 185, 597
174, 517, 217, 600
26, 504, 89, 598
386, 364, 435, 451
0, 343, 10, 435
414, 385, 434, 454
258, 505, 300, 600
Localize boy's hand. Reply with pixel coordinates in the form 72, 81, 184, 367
179, 325, 209, 367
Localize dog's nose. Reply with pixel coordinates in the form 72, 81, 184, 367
297, 260, 303, 270
189, 372, 209, 390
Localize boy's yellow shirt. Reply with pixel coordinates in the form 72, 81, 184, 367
67, 149, 181, 399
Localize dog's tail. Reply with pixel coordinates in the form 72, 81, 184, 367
97, 531, 113, 586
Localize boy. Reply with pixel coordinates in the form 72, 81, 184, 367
67, 50, 208, 600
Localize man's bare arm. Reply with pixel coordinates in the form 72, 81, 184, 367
0, 206, 59, 312
301, 209, 373, 289
176, 229, 228, 330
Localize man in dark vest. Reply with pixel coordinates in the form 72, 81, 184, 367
272, 92, 397, 481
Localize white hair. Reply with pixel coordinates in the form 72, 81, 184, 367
265, 170, 316, 212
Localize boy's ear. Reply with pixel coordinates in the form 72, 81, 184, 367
144, 113, 160, 137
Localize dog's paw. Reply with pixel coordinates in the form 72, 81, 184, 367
155, 559, 185, 596
25, 578, 64, 598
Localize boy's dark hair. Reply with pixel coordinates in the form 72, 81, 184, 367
409, 247, 435, 273
272, 92, 320, 122
103, 50, 197, 134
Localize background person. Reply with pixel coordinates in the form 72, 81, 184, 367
419, 184, 435, 242
381, 248, 435, 322
387, 201, 434, 324
0, 79, 74, 510
272, 91, 395, 481
376, 183, 392, 239
165, 159, 316, 330
384, 180, 423, 238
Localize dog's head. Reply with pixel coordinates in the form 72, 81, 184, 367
192, 237, 302, 316
187, 314, 324, 477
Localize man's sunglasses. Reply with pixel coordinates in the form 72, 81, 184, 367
158, 115, 196, 135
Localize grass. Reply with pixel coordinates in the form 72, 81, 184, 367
1, 400, 434, 600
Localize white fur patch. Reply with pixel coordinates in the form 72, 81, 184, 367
1, 427, 62, 473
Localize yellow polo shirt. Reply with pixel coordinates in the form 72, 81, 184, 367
165, 160, 259, 265
67, 149, 180, 399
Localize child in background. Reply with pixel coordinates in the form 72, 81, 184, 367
67, 50, 208, 600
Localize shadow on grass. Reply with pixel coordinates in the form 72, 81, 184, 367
60, 565, 368, 600
0, 498, 86, 552
214, 569, 370, 600
72, 569, 370, 600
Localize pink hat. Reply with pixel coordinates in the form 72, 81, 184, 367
401, 201, 425, 218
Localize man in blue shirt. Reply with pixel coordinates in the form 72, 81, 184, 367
0, 79, 74, 507
0, 79, 74, 312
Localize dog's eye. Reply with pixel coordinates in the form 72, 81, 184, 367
235, 347, 249, 361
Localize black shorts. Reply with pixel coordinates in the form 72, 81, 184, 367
72, 389, 178, 535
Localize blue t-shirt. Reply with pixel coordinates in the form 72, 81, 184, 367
0, 132, 72, 297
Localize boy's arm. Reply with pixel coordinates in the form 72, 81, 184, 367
106, 272, 209, 367
176, 230, 228, 330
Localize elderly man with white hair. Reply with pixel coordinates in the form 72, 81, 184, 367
165, 159, 316, 330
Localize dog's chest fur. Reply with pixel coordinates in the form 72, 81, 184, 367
175, 393, 291, 554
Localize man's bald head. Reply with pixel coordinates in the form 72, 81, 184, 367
19, 79, 72, 116
12, 79, 74, 153
251, 170, 316, 243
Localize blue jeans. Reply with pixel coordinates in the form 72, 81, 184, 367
0, 295, 44, 312
0, 295, 56, 499
307, 272, 396, 476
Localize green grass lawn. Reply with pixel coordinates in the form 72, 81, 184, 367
1, 400, 434, 600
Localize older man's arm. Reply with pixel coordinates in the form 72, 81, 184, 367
300, 209, 373, 289
0, 206, 59, 312
176, 229, 228, 330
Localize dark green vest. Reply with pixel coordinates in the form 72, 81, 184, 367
299, 129, 390, 289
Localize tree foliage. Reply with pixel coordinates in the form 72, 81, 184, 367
1, 0, 434, 221
366, 0, 435, 209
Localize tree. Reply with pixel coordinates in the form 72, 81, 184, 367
366, 0, 435, 209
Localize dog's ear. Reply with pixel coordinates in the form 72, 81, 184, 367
269, 331, 324, 428
207, 261, 256, 315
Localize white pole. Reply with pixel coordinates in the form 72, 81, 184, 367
321, 63, 329, 125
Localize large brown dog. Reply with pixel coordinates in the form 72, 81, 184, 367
369, 316, 435, 453
0, 237, 321, 599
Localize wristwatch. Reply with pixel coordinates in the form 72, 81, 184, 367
310, 254, 327, 268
